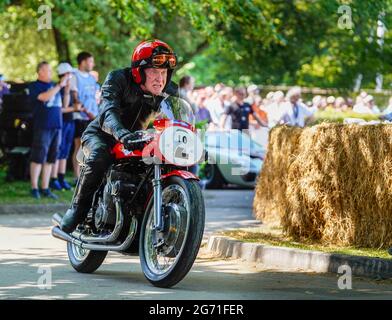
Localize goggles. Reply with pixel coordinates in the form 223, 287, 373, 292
151, 53, 177, 69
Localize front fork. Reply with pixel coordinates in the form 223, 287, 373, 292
152, 164, 166, 249
152, 164, 164, 232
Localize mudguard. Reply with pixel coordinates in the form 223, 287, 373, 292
161, 170, 199, 181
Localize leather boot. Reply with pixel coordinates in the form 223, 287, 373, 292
60, 166, 95, 233
60, 205, 90, 233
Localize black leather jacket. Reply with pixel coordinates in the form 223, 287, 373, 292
82, 67, 178, 146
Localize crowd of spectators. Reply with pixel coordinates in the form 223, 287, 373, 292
179, 77, 392, 133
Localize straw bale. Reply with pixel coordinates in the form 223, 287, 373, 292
254, 123, 392, 248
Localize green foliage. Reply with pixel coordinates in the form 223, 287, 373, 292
186, 0, 392, 89
0, 5, 58, 81
1, 0, 392, 90
195, 119, 209, 130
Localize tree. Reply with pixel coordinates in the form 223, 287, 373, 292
1, 0, 392, 90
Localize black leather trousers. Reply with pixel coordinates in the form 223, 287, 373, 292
70, 134, 114, 215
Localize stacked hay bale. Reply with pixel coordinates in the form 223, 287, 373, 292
254, 123, 392, 248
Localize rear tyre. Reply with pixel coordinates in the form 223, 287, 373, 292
67, 242, 107, 273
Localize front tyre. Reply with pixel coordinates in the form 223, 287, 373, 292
139, 176, 205, 288
67, 242, 107, 273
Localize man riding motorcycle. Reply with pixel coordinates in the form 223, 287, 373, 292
61, 39, 179, 234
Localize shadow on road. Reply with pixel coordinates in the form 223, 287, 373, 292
1, 247, 392, 300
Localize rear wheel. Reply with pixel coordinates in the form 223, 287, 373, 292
67, 242, 107, 273
139, 176, 205, 288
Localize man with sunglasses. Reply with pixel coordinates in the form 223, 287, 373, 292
61, 39, 178, 233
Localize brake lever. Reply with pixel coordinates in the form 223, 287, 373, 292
123, 133, 154, 150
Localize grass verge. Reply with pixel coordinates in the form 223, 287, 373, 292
220, 226, 392, 260
0, 169, 74, 204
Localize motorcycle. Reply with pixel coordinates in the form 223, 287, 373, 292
51, 96, 206, 288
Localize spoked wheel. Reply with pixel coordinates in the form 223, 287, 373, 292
67, 241, 107, 273
139, 176, 205, 288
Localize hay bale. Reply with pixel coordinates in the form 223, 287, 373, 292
253, 126, 302, 223
254, 123, 392, 248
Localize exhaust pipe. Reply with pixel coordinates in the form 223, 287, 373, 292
51, 199, 124, 244
52, 226, 83, 246
51, 217, 137, 252
72, 199, 124, 243
52, 213, 63, 227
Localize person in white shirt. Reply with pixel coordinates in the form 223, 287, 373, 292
279, 87, 315, 127
265, 90, 286, 128
206, 87, 232, 129
353, 95, 366, 113
364, 95, 380, 114
353, 94, 379, 114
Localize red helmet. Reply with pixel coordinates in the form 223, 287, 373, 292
131, 39, 177, 85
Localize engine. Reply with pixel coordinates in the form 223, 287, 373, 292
94, 182, 116, 230
94, 169, 137, 230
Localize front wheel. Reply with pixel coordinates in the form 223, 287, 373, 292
67, 242, 107, 273
139, 176, 205, 288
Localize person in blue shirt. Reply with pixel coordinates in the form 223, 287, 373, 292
69, 52, 98, 181
28, 61, 69, 199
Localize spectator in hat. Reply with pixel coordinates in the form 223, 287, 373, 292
353, 94, 379, 114
279, 86, 315, 127
364, 95, 380, 114
50, 62, 77, 191
28, 61, 69, 199
310, 95, 323, 111
265, 90, 286, 128
325, 96, 336, 111
353, 95, 365, 113
245, 84, 259, 105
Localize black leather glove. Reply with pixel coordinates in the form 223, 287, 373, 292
119, 131, 151, 151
